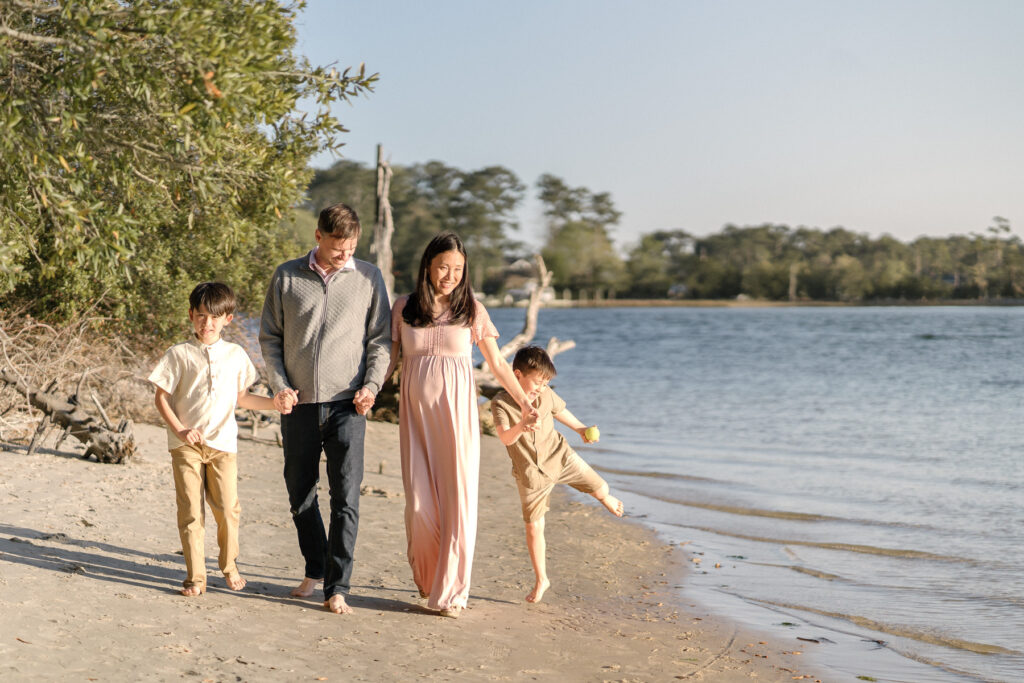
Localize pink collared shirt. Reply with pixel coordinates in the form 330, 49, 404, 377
309, 247, 355, 284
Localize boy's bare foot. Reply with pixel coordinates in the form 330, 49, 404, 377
290, 576, 320, 598
600, 493, 625, 517
180, 584, 204, 597
324, 594, 353, 615
525, 578, 550, 603
225, 573, 246, 591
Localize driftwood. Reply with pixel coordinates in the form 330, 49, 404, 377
236, 408, 283, 446
0, 368, 136, 463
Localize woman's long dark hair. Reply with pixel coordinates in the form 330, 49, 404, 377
402, 232, 478, 328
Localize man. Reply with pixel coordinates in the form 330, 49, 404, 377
259, 203, 391, 615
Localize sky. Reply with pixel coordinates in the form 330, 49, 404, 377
293, 0, 1024, 251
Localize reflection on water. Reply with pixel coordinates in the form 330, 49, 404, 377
488, 305, 1024, 682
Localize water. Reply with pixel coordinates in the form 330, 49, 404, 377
485, 305, 1024, 682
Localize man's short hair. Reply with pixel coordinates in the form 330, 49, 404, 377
318, 203, 361, 239
188, 282, 236, 317
512, 346, 557, 378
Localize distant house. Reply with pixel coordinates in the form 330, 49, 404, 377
492, 258, 556, 304
667, 283, 687, 299
504, 279, 556, 305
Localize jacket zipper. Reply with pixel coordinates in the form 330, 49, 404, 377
312, 277, 329, 404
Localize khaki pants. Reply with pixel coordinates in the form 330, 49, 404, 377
170, 444, 241, 590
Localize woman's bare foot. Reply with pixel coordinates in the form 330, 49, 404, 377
418, 588, 429, 599
225, 573, 246, 591
438, 605, 462, 618
180, 584, 204, 597
599, 493, 624, 517
525, 578, 550, 603
290, 576, 320, 598
324, 594, 353, 615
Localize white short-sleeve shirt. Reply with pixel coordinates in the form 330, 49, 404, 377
148, 337, 258, 453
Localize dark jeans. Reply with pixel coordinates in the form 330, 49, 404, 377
280, 400, 365, 599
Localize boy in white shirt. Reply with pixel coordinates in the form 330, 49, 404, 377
149, 282, 280, 596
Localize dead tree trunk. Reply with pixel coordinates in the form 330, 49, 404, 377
371, 143, 396, 302
495, 253, 554, 358
0, 369, 136, 463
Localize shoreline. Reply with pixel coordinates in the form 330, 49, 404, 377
0, 420, 820, 681
487, 297, 1024, 308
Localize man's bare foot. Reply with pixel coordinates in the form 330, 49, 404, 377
525, 578, 550, 603
225, 573, 246, 591
324, 594, 353, 615
180, 584, 204, 597
290, 576, 320, 598
599, 493, 625, 517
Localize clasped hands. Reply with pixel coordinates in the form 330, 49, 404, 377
273, 387, 376, 416
520, 405, 541, 432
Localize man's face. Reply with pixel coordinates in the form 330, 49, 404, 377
315, 230, 358, 271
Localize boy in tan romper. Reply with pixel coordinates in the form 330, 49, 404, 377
491, 346, 624, 603
149, 282, 280, 596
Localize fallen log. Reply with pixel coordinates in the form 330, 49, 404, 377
0, 369, 136, 464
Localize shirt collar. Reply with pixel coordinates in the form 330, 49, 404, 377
188, 335, 225, 352
310, 247, 354, 281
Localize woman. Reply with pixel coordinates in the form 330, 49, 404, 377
387, 232, 535, 617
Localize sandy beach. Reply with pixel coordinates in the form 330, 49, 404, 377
0, 419, 819, 681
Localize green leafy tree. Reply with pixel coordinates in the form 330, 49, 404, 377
625, 230, 694, 298
304, 159, 525, 295
537, 174, 624, 297
1, 0, 375, 336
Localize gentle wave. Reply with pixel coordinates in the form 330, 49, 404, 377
664, 521, 970, 562
621, 486, 933, 529
592, 464, 718, 483
749, 598, 1018, 656
745, 561, 845, 582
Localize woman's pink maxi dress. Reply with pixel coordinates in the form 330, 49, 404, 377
392, 296, 499, 611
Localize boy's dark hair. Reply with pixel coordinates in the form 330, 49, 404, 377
512, 346, 557, 379
318, 202, 361, 239
188, 282, 236, 317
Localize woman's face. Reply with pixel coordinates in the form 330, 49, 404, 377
429, 249, 465, 298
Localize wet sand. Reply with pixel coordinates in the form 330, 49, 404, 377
0, 420, 819, 681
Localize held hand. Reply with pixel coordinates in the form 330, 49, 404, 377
177, 427, 203, 445
521, 406, 540, 431
353, 387, 375, 416
580, 425, 600, 444
518, 416, 539, 433
273, 389, 298, 414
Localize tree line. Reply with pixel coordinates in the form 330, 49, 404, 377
302, 159, 1021, 303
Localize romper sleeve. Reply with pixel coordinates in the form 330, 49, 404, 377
548, 388, 567, 417
490, 391, 517, 430
470, 300, 499, 345
147, 347, 180, 395
391, 295, 408, 342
